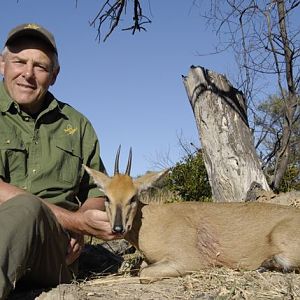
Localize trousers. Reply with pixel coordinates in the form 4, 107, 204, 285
0, 194, 74, 299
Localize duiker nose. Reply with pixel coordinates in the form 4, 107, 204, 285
113, 225, 125, 234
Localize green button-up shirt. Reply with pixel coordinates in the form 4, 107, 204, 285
0, 81, 105, 210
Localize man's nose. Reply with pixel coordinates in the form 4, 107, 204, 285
23, 64, 34, 79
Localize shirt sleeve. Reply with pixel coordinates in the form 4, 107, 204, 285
77, 120, 106, 202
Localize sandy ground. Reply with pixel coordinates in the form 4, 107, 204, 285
8, 241, 300, 300
10, 268, 300, 300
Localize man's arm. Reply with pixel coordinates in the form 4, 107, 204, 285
0, 179, 118, 240
49, 196, 119, 240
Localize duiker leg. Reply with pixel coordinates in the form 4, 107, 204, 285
139, 260, 187, 283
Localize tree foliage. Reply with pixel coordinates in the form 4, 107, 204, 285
166, 151, 212, 202
256, 93, 300, 191
279, 164, 300, 191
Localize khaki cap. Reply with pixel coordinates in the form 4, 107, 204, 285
5, 23, 58, 54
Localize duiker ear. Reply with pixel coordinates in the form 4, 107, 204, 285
82, 164, 111, 192
134, 169, 170, 193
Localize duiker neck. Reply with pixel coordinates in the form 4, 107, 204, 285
124, 200, 146, 249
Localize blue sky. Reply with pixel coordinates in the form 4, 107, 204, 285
0, 0, 235, 176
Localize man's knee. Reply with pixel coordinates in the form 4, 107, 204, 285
3, 194, 44, 218
0, 195, 50, 231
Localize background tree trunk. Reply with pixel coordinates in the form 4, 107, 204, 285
183, 66, 270, 202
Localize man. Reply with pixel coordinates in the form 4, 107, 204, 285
0, 23, 119, 299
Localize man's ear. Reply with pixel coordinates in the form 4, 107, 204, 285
0, 55, 5, 76
50, 66, 60, 86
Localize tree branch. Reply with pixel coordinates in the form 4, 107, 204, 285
89, 0, 151, 42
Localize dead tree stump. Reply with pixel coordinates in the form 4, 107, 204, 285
182, 66, 270, 202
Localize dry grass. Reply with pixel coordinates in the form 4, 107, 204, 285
35, 266, 300, 299
77, 250, 300, 299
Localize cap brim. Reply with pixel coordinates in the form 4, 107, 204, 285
6, 29, 57, 54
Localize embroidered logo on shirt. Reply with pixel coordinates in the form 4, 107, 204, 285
64, 124, 78, 135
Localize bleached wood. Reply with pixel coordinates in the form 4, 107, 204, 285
183, 66, 270, 202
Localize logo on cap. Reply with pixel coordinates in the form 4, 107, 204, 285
23, 24, 40, 30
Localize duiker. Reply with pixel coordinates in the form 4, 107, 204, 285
83, 147, 300, 282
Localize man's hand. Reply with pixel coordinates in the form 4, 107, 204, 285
80, 209, 123, 240
46, 197, 121, 240
74, 197, 123, 240
65, 207, 122, 265
66, 232, 84, 266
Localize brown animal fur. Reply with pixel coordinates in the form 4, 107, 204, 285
83, 165, 300, 283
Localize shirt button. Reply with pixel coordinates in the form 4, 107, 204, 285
5, 139, 10, 144
32, 169, 37, 174
34, 141, 38, 145
24, 117, 30, 121
22, 186, 27, 190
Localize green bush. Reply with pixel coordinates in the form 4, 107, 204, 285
278, 164, 300, 192
166, 151, 212, 202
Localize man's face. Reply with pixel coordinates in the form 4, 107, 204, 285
0, 39, 58, 114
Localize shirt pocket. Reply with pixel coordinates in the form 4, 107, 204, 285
55, 138, 83, 184
0, 132, 27, 182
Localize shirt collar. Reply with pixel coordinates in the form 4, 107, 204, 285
0, 81, 66, 118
